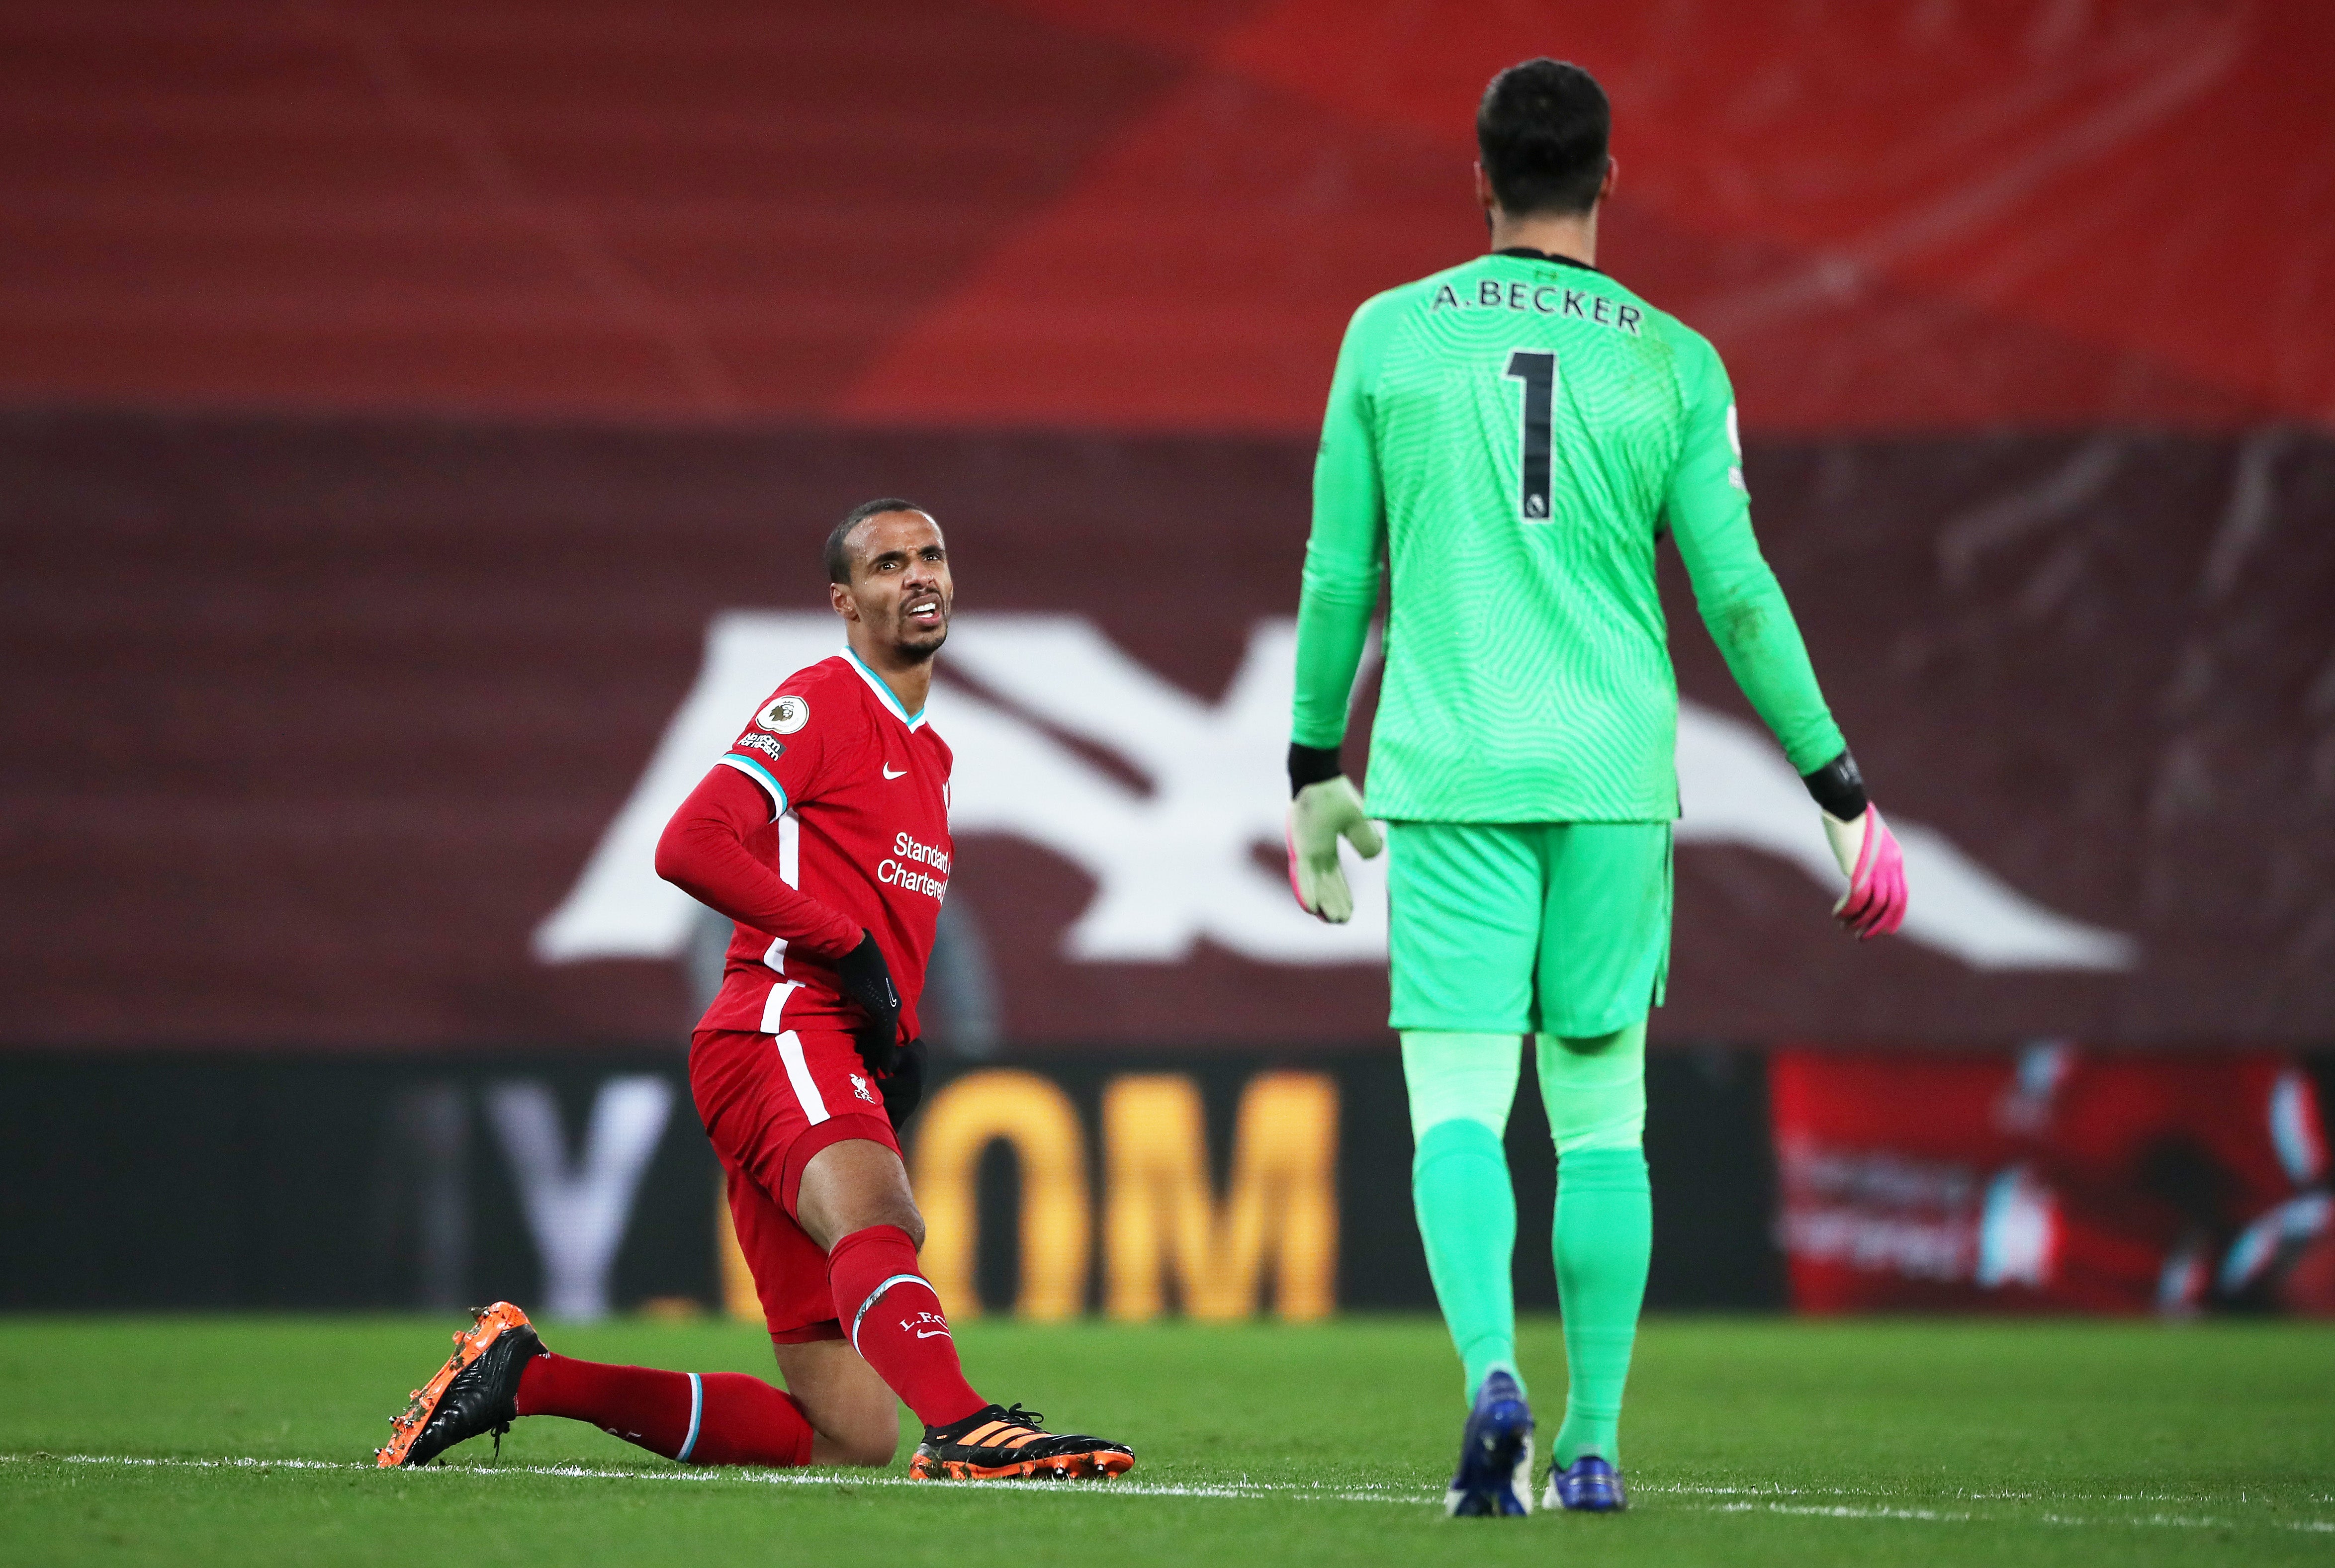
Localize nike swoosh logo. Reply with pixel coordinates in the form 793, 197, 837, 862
882, 764, 906, 779
914, 1328, 951, 1339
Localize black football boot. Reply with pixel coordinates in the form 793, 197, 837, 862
375, 1302, 545, 1467
908, 1402, 1135, 1481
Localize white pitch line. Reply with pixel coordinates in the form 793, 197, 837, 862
0, 1453, 1419, 1505
1649, 1482, 2268, 1506
5, 1453, 2332, 1535
1709, 1501, 1972, 1523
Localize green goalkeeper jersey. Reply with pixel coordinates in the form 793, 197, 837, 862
1292, 249, 1845, 822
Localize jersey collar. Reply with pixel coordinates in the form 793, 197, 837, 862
1493, 246, 1603, 274
841, 645, 928, 730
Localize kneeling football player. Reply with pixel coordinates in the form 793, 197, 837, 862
376, 501, 1133, 1482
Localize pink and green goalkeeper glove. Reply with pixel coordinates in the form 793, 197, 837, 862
1821, 804, 1908, 939
1286, 776, 1383, 924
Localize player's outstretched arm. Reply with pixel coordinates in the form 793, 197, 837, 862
1663, 334, 1906, 939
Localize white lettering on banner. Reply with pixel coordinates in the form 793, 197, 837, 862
486, 1077, 674, 1320
532, 612, 2135, 972
1777, 1143, 2064, 1291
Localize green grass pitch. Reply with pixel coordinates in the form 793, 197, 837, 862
1, 1314, 2329, 1566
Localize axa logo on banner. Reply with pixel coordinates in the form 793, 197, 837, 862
534, 612, 2133, 972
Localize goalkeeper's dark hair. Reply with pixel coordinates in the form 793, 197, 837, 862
825, 497, 928, 584
1477, 59, 1611, 218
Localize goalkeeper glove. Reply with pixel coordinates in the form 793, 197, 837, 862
1286, 776, 1384, 924
1802, 749, 1907, 940
1822, 805, 1908, 939
835, 930, 902, 1073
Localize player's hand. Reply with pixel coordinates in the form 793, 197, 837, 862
1822, 805, 1908, 939
879, 1037, 926, 1128
1286, 776, 1384, 924
835, 931, 902, 1072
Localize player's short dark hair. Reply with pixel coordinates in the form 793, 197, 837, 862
1477, 59, 1610, 218
825, 497, 927, 584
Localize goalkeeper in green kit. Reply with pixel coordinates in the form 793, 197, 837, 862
1284, 60, 1908, 1518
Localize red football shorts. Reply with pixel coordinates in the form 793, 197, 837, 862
690, 1025, 899, 1343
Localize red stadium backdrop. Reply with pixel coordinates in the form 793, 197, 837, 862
2, 1, 2332, 1313
1773, 1046, 2335, 1315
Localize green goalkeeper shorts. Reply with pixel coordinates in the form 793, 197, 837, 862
1386, 820, 1672, 1037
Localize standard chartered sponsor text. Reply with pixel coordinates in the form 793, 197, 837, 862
881, 831, 951, 900
892, 831, 951, 873
880, 861, 948, 900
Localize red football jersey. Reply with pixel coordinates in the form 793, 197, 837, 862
696, 649, 953, 1042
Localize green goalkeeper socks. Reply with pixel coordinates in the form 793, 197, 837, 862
1402, 1032, 1526, 1400
1550, 1145, 1651, 1466
1534, 1022, 1651, 1464
1411, 1118, 1521, 1400
1401, 1025, 1649, 1446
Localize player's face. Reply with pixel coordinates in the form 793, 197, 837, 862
835, 510, 952, 661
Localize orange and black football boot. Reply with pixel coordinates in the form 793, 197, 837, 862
908, 1402, 1134, 1481
374, 1302, 545, 1468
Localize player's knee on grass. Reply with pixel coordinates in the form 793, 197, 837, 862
795, 1137, 926, 1253
808, 1394, 900, 1468
818, 1422, 899, 1468
773, 1340, 901, 1468
1535, 1018, 1646, 1155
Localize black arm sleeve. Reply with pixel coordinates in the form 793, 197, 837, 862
1801, 749, 1870, 820
1288, 742, 1344, 797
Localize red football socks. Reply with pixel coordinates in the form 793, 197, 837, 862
508, 1229, 984, 1457
515, 1352, 813, 1467
827, 1224, 987, 1429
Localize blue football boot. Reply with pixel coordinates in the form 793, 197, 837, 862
1443, 1370, 1534, 1516
1544, 1453, 1629, 1512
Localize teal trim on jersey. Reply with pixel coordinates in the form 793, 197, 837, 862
1292, 252, 1846, 822
842, 645, 927, 729
716, 753, 789, 818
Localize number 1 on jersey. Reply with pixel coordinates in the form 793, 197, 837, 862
1504, 349, 1557, 521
